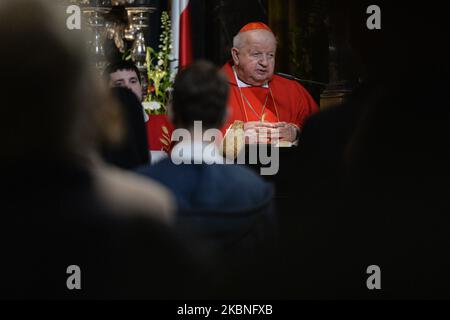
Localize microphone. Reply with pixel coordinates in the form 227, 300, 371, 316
276, 72, 328, 87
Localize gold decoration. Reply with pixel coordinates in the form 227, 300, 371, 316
220, 121, 245, 160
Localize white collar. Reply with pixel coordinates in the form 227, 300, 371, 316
233, 66, 269, 88
170, 140, 225, 165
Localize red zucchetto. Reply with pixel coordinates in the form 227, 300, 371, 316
239, 22, 273, 34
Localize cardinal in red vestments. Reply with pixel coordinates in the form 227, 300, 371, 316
221, 22, 318, 144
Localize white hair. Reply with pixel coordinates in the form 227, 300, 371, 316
233, 33, 244, 49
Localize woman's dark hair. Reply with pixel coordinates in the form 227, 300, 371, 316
102, 87, 149, 169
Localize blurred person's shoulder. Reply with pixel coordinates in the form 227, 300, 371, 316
91, 159, 176, 224
139, 159, 273, 210
136, 157, 180, 180
205, 164, 274, 206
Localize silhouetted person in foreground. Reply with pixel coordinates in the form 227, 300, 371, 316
279, 0, 450, 299
102, 87, 150, 169
0, 0, 203, 299
137, 61, 277, 297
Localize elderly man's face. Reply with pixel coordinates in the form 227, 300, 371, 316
109, 69, 143, 101
232, 30, 276, 86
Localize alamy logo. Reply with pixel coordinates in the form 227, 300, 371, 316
366, 265, 381, 290
170, 121, 280, 176
66, 265, 81, 290
66, 5, 81, 30
366, 5, 381, 30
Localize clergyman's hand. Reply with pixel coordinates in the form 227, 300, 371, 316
268, 122, 299, 143
243, 121, 299, 144
244, 121, 275, 144
243, 121, 275, 131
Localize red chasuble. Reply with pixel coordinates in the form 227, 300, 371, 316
146, 114, 174, 153
220, 61, 319, 134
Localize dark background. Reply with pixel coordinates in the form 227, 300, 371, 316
67, 0, 448, 105
73, 0, 448, 105
187, 0, 378, 99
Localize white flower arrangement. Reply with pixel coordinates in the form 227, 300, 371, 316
142, 100, 162, 112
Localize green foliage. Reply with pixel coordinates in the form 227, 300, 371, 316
143, 11, 173, 115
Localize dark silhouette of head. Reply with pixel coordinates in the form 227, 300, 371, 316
102, 87, 149, 169
171, 61, 229, 130
0, 0, 122, 166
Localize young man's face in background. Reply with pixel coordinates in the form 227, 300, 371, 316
109, 69, 143, 102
